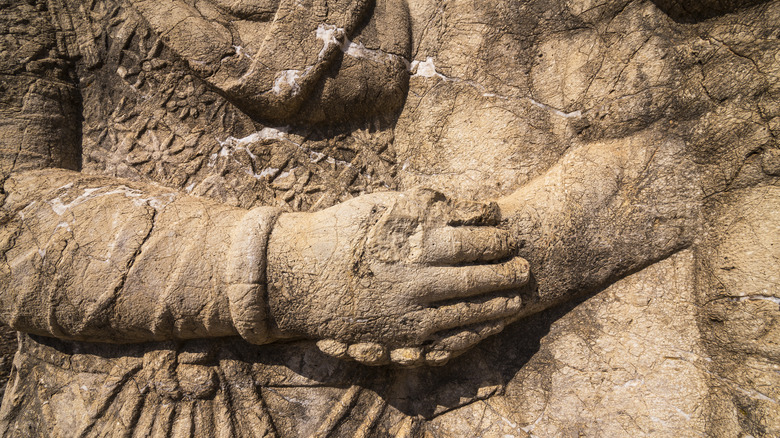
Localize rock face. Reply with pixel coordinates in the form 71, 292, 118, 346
0, 0, 779, 436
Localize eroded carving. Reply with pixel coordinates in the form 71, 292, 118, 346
1, 0, 779, 436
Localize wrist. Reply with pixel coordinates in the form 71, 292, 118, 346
264, 211, 319, 341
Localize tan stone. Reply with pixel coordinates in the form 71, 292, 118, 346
1, 0, 779, 436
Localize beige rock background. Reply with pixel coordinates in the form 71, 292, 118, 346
0, 0, 779, 436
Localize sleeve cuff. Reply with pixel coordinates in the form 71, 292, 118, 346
225, 206, 282, 344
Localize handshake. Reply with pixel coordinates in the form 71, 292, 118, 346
265, 189, 530, 367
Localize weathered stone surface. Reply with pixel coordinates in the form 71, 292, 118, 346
0, 0, 779, 435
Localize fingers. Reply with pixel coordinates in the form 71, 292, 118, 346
315, 293, 520, 367
316, 340, 424, 367
411, 256, 530, 302
415, 226, 516, 265
428, 319, 505, 354
390, 347, 424, 367
420, 319, 507, 366
316, 340, 391, 366
316, 319, 508, 368
410, 294, 522, 332
316, 339, 349, 358
347, 343, 389, 365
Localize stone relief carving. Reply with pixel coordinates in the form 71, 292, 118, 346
0, 0, 779, 436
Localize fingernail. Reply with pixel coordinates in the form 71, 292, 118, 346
510, 257, 530, 285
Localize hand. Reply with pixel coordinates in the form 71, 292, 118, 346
266, 189, 530, 367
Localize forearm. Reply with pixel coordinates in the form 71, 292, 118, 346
0, 169, 279, 343
498, 132, 701, 314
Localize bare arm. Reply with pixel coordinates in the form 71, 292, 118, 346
498, 130, 702, 317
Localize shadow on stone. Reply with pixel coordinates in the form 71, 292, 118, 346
650, 0, 771, 22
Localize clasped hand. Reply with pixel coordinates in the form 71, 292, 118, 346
266, 189, 529, 367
